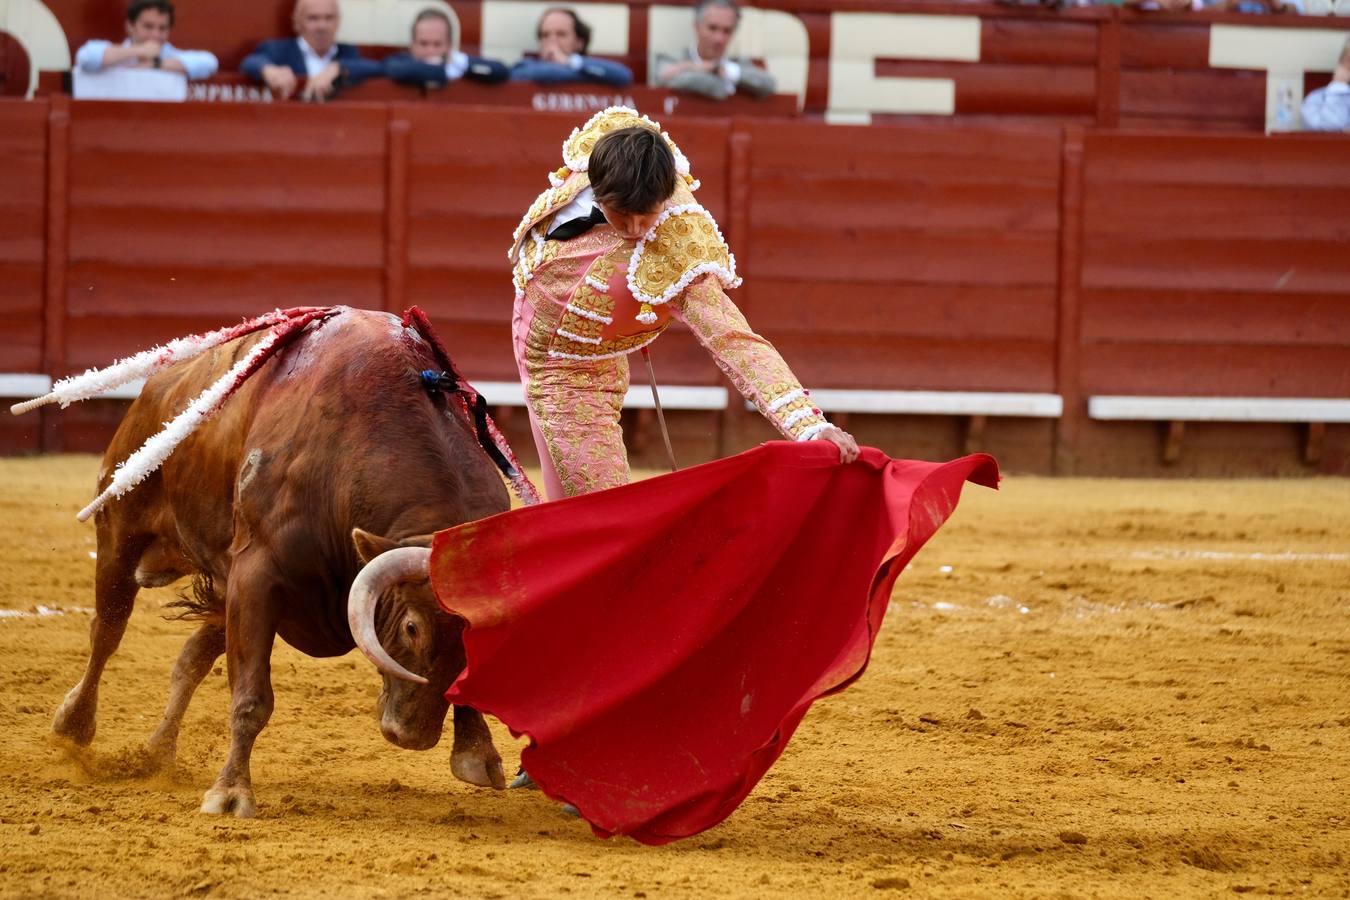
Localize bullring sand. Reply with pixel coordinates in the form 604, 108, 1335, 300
1, 455, 1347, 898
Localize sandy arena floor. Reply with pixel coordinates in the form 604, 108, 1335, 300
1, 454, 1347, 899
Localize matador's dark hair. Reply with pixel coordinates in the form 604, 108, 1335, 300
588, 127, 678, 215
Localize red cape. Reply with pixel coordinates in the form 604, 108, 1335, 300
430, 442, 998, 844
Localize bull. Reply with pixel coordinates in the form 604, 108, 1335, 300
43, 307, 512, 817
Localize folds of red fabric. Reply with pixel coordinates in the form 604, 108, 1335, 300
430, 442, 999, 844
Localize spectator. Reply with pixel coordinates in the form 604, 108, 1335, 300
384, 8, 508, 88
74, 0, 217, 81
240, 0, 382, 102
509, 8, 632, 87
655, 0, 775, 100
1303, 38, 1350, 131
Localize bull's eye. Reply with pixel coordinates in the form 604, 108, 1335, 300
405, 620, 418, 640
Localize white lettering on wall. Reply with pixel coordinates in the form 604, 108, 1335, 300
826, 13, 980, 125
3, 0, 72, 97
1210, 25, 1349, 132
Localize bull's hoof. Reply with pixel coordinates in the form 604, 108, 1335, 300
51, 685, 97, 747
451, 750, 506, 790
200, 784, 257, 818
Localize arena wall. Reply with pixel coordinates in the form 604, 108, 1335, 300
1, 91, 1346, 475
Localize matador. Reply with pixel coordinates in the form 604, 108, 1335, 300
509, 106, 858, 501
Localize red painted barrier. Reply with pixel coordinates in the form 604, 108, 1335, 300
1, 96, 1347, 473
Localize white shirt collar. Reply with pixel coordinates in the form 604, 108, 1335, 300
297, 37, 338, 77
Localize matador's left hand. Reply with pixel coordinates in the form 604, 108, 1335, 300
813, 425, 859, 464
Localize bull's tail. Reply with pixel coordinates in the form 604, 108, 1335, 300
75, 307, 339, 523
9, 307, 331, 417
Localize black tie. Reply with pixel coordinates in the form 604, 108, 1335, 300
546, 205, 609, 242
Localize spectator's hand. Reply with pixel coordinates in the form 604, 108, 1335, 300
813, 426, 860, 464
160, 57, 187, 75
301, 61, 342, 102
261, 64, 298, 100
1334, 61, 1350, 86
539, 41, 571, 65
129, 40, 163, 63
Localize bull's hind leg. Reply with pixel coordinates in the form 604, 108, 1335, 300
51, 528, 150, 747
144, 622, 226, 769
201, 551, 280, 818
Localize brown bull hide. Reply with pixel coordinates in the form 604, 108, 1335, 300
50, 308, 510, 817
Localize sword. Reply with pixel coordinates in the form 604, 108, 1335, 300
640, 347, 678, 472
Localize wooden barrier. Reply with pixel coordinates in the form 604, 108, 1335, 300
1, 96, 1347, 473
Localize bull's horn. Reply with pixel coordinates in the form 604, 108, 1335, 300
347, 546, 431, 685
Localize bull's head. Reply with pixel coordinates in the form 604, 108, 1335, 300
347, 529, 463, 751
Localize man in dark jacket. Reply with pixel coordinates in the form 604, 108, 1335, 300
240, 0, 381, 101
384, 8, 508, 89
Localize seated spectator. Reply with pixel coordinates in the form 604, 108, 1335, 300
509, 8, 632, 87
655, 0, 774, 100
241, 0, 382, 102
1303, 38, 1350, 132
385, 8, 508, 88
74, 0, 217, 81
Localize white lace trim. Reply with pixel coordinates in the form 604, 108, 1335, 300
547, 332, 660, 362
625, 203, 740, 306
556, 328, 602, 345
767, 389, 806, 413
565, 304, 612, 325
585, 275, 610, 293
796, 422, 833, 442
782, 408, 819, 429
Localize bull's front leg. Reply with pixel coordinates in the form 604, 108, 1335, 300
450, 705, 506, 790
201, 559, 279, 818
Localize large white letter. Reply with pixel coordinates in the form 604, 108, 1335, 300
827, 13, 979, 126
1210, 25, 1348, 132
0, 0, 72, 97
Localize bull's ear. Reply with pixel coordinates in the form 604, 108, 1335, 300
398, 533, 435, 549
352, 528, 401, 566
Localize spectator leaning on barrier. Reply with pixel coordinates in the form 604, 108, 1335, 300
655, 0, 774, 100
1302, 38, 1350, 131
385, 8, 508, 88
241, 0, 382, 102
509, 7, 632, 87
74, 0, 218, 81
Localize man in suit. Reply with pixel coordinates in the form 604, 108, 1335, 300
509, 7, 632, 87
74, 0, 217, 81
384, 8, 509, 89
240, 0, 382, 102
655, 0, 775, 101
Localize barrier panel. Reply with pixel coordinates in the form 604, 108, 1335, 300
1, 95, 1347, 473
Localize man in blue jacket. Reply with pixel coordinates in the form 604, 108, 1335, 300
384, 8, 508, 89
509, 7, 632, 87
240, 0, 382, 102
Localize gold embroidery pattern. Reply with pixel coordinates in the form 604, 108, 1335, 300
557, 282, 611, 345
522, 298, 630, 498
631, 209, 735, 305
675, 277, 829, 441
561, 107, 690, 180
